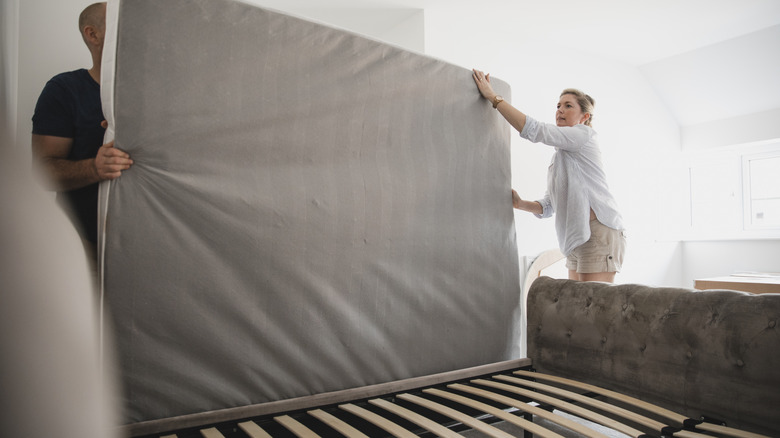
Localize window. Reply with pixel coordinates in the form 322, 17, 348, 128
686, 139, 780, 240
743, 151, 780, 230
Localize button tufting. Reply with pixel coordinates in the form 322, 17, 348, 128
601, 337, 607, 343
566, 330, 572, 337
640, 344, 646, 352
770, 320, 777, 328
687, 351, 692, 359
622, 304, 628, 310
737, 359, 745, 367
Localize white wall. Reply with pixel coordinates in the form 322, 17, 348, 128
13, 0, 93, 159
423, 9, 684, 287
681, 240, 780, 288
1, 0, 19, 146
682, 108, 780, 151
677, 110, 780, 287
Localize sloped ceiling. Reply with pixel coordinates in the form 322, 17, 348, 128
251, 0, 780, 127
639, 25, 780, 126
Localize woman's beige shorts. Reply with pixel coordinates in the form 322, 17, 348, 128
566, 219, 626, 274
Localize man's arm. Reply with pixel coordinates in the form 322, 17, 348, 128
32, 133, 133, 191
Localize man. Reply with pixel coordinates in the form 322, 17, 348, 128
32, 2, 133, 259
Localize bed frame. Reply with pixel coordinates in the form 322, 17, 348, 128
127, 357, 770, 437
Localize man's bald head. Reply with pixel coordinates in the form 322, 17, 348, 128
78, 2, 106, 45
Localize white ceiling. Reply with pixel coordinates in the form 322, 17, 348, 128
640, 25, 780, 126
251, 0, 780, 127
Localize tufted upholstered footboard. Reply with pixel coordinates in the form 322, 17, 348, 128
526, 276, 780, 436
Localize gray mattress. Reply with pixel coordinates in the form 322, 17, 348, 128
99, 0, 519, 424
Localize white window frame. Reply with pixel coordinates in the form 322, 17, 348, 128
742, 148, 780, 232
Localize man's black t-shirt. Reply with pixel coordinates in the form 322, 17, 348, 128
32, 68, 105, 244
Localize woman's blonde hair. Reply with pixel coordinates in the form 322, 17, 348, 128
560, 88, 595, 126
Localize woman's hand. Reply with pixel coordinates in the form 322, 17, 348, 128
512, 189, 522, 209
472, 69, 497, 101
473, 69, 528, 133
512, 189, 544, 214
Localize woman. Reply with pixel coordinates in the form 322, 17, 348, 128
472, 69, 625, 283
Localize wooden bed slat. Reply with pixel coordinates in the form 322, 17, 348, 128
199, 427, 225, 438
308, 408, 370, 438
496, 375, 667, 432
368, 398, 462, 438
694, 422, 771, 438
472, 378, 645, 437
445, 384, 609, 438
339, 402, 418, 438
237, 421, 274, 438
396, 393, 517, 438
423, 387, 568, 438
513, 370, 685, 423
274, 415, 319, 438
511, 370, 771, 438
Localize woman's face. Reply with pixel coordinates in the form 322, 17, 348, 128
556, 94, 589, 127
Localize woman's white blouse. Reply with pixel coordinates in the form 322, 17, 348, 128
520, 116, 624, 256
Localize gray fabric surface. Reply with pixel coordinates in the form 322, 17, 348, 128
101, 0, 519, 424
2, 150, 119, 438
527, 276, 780, 436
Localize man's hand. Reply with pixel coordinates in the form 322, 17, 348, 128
94, 140, 133, 181
32, 133, 134, 191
